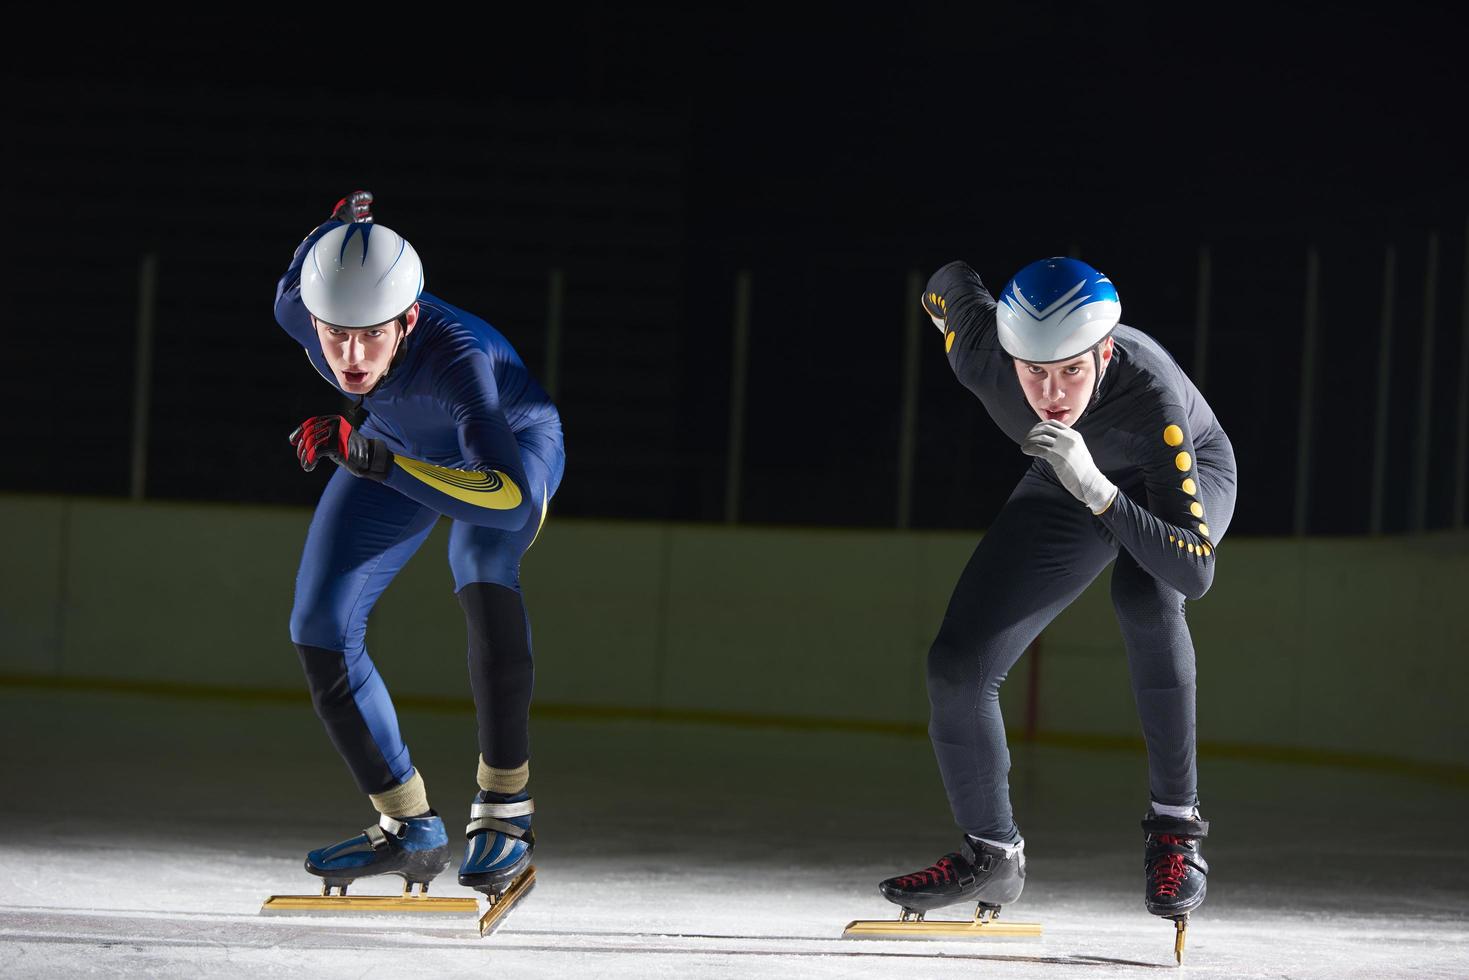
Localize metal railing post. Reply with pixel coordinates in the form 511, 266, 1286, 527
897, 271, 922, 529
724, 271, 752, 524
1411, 232, 1440, 533
1293, 246, 1320, 536
129, 253, 158, 501
1370, 245, 1397, 535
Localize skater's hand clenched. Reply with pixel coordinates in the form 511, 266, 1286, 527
288, 415, 392, 481
921, 289, 948, 333
1021, 421, 1118, 514
331, 190, 374, 224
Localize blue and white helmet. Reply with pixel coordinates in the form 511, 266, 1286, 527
300, 223, 424, 328
995, 257, 1120, 363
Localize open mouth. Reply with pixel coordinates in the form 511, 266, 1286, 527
343, 370, 369, 385
1044, 408, 1071, 421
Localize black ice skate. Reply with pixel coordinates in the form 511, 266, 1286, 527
1142, 809, 1210, 963
844, 838, 1041, 939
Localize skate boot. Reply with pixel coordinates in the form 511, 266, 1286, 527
879, 836, 1026, 918
459, 790, 535, 896
459, 790, 537, 936
1142, 808, 1209, 962
304, 812, 451, 896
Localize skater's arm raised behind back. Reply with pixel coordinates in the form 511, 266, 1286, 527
274, 193, 376, 349
274, 222, 343, 349
926, 261, 1004, 391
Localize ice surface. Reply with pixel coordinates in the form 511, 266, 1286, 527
2, 689, 1466, 978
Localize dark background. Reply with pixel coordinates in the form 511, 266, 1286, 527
7, 6, 1466, 534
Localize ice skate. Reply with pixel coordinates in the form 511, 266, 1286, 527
843, 837, 1041, 939
459, 790, 537, 936
260, 812, 474, 917
1142, 809, 1209, 963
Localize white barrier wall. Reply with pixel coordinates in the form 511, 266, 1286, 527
2, 495, 1465, 770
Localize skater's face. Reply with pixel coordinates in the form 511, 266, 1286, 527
312, 303, 419, 395
1014, 336, 1113, 426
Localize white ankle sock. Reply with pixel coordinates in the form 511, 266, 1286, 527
1150, 801, 1199, 819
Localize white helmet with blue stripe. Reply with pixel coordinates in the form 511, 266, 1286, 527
995, 257, 1120, 363
300, 223, 425, 328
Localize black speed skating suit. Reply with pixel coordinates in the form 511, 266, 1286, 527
927, 261, 1238, 840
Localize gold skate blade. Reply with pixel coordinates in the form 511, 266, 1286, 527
843, 918, 1042, 939
260, 894, 479, 915
1174, 916, 1188, 964
478, 866, 537, 937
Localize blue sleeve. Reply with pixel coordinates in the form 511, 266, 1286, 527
274, 221, 343, 348
380, 349, 533, 530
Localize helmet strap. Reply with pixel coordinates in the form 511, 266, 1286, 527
346, 394, 368, 429
1075, 341, 1110, 424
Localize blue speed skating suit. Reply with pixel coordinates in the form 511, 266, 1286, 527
276, 220, 564, 794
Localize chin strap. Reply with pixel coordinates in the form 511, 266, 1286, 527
1076, 337, 1113, 423
1090, 346, 1104, 408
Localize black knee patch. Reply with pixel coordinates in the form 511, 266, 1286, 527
458, 582, 534, 768
294, 644, 397, 794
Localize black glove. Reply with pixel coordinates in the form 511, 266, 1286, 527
288, 415, 392, 481
330, 189, 374, 224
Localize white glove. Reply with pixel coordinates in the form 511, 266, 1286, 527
922, 291, 947, 333
1021, 421, 1118, 514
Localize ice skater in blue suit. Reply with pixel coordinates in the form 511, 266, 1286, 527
277, 191, 558, 901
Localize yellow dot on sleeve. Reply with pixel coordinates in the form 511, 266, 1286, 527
1176, 539, 1185, 548
945, 331, 956, 353
1163, 424, 1184, 447
1182, 478, 1197, 495
1190, 502, 1204, 518
1199, 524, 1210, 537
1188, 543, 1196, 554
1175, 452, 1192, 472
1169, 535, 1176, 543
1203, 544, 1212, 555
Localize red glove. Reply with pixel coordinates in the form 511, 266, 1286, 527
288, 415, 392, 480
331, 189, 374, 224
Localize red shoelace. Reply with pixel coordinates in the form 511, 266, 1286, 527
1149, 835, 1190, 898
895, 856, 957, 889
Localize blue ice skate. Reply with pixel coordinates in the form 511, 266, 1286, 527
458, 791, 535, 896
305, 812, 451, 896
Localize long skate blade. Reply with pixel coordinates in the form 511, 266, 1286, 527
260, 894, 478, 915
842, 917, 1042, 939
1174, 917, 1187, 964
477, 865, 537, 938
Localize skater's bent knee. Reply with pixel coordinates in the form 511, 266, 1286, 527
1112, 581, 1189, 632
926, 629, 971, 698
926, 628, 1012, 709
289, 603, 364, 653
